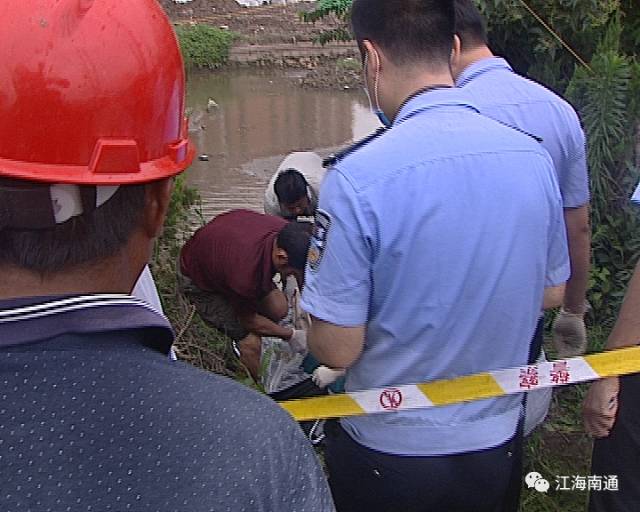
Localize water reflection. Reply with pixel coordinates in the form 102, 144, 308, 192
185, 68, 380, 221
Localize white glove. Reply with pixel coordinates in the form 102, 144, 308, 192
312, 366, 346, 388
552, 308, 587, 358
288, 329, 308, 354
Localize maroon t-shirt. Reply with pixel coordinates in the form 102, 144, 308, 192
180, 210, 287, 312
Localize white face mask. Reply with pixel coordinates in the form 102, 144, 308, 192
363, 51, 392, 128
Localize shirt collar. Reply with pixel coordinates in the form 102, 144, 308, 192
393, 86, 480, 127
455, 56, 513, 88
0, 294, 174, 352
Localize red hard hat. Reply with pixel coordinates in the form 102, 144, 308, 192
0, 0, 194, 185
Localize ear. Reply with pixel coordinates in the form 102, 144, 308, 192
142, 178, 173, 239
274, 247, 289, 268
362, 40, 383, 72
450, 35, 462, 72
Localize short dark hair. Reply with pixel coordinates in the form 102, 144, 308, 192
274, 169, 308, 205
277, 221, 312, 271
454, 0, 488, 48
0, 183, 146, 273
351, 0, 455, 66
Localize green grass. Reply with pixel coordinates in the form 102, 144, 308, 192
521, 385, 592, 511
175, 24, 236, 70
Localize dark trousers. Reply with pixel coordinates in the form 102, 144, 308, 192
589, 374, 640, 512
324, 421, 523, 512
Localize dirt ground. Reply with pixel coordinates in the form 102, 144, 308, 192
160, 0, 342, 45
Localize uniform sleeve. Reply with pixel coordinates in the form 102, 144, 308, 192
545, 170, 571, 287
558, 109, 590, 208
300, 168, 372, 327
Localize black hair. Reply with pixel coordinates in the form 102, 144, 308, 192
0, 183, 146, 273
454, 0, 488, 48
351, 0, 455, 67
277, 221, 312, 271
274, 169, 308, 205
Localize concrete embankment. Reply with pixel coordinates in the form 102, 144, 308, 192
228, 41, 358, 66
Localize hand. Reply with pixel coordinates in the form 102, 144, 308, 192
312, 366, 346, 388
583, 377, 620, 438
552, 308, 587, 357
288, 329, 308, 354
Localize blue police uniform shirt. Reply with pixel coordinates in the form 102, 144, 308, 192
301, 88, 570, 457
456, 57, 589, 209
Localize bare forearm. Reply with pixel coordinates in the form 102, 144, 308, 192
543, 284, 565, 310
606, 260, 640, 349
240, 312, 293, 340
309, 317, 364, 369
563, 206, 591, 313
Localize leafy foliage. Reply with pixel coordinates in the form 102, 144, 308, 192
175, 24, 235, 69
301, 0, 351, 23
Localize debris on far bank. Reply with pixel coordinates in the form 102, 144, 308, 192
299, 57, 363, 91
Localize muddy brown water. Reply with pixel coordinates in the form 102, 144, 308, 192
184, 68, 380, 222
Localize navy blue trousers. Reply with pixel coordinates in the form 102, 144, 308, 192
324, 421, 523, 512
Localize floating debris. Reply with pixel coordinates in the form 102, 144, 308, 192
207, 98, 219, 112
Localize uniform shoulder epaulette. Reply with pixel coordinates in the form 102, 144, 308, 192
494, 120, 543, 144
323, 127, 389, 168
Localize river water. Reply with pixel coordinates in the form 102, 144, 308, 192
184, 68, 380, 221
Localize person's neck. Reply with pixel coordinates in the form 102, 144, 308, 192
454, 46, 494, 81
386, 70, 455, 123
0, 253, 142, 300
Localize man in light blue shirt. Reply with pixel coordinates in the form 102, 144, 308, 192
452, 0, 591, 435
301, 1, 569, 510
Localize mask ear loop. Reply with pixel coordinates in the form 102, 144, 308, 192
363, 52, 370, 93
372, 49, 383, 113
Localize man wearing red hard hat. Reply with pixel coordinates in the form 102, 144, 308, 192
0, 1, 333, 510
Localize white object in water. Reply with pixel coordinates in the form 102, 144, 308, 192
173, 0, 194, 4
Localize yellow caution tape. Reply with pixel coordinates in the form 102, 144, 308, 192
279, 346, 640, 421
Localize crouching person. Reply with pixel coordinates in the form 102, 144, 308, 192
178, 209, 311, 379
0, 2, 333, 510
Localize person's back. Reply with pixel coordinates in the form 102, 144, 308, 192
0, 295, 332, 511
300, 2, 569, 509
180, 209, 286, 297
456, 59, 588, 207
314, 91, 567, 453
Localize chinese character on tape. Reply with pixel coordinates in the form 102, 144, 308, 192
519, 366, 540, 389
550, 361, 571, 384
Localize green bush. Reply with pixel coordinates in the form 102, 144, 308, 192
175, 24, 235, 69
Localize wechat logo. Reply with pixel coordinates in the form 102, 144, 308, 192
526, 472, 550, 493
